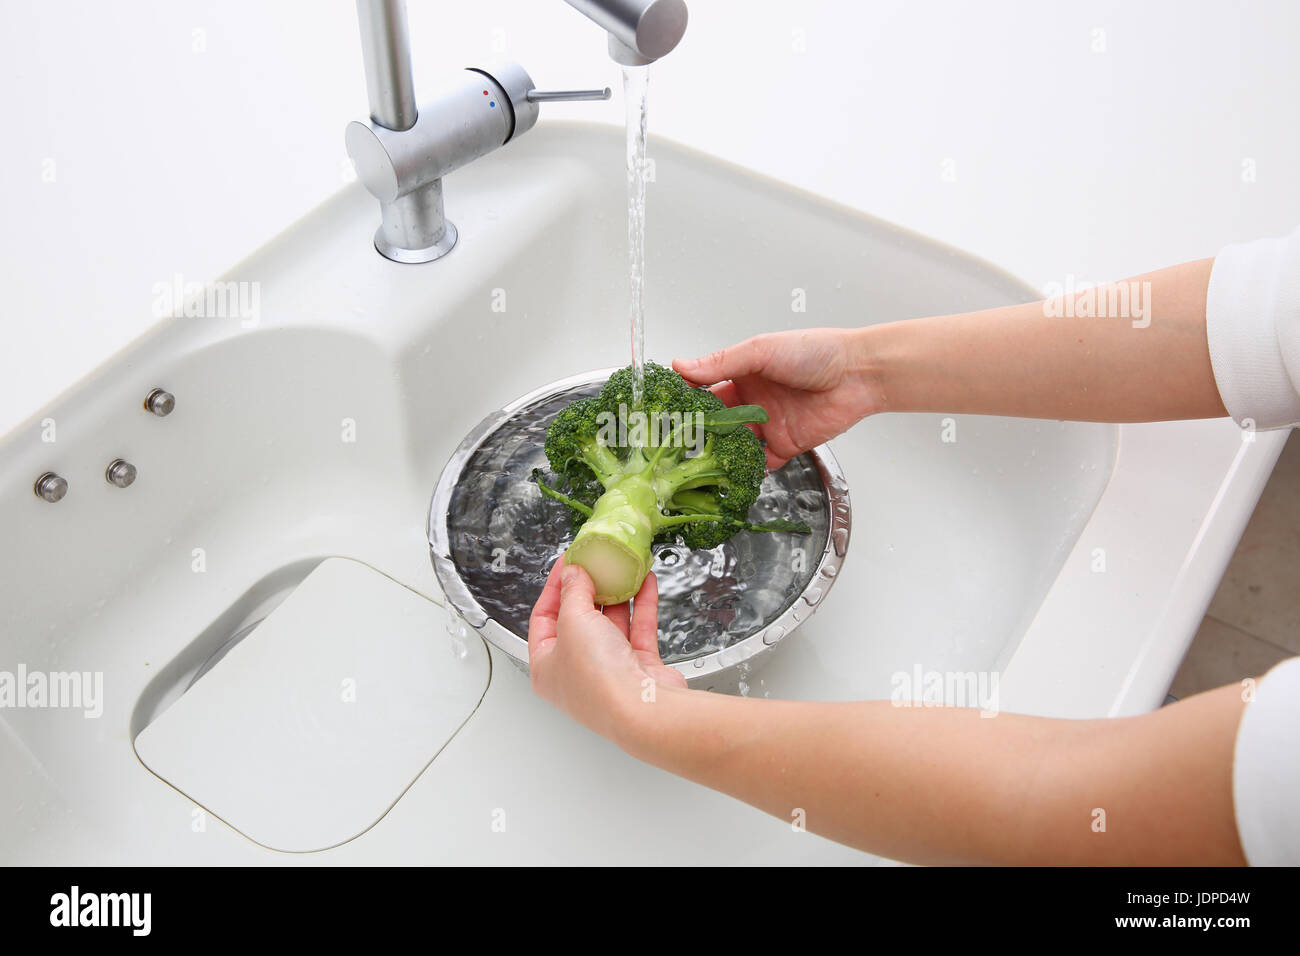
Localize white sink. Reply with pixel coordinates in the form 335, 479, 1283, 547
0, 121, 1284, 864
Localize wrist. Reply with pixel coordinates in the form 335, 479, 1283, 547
846, 324, 895, 414
610, 680, 696, 763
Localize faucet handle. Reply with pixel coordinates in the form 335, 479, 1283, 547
526, 88, 613, 103
466, 62, 607, 141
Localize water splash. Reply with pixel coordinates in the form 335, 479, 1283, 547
624, 65, 650, 407
445, 614, 470, 661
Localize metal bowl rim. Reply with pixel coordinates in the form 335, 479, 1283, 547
427, 367, 852, 682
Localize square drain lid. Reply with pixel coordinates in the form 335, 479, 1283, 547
135, 558, 488, 852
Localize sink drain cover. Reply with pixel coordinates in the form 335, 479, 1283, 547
134, 558, 488, 852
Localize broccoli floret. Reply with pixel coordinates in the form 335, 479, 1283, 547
532, 362, 809, 604
600, 362, 703, 420
661, 429, 768, 549
543, 396, 622, 487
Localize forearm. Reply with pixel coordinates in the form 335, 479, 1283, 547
858, 257, 1227, 422
619, 681, 1247, 865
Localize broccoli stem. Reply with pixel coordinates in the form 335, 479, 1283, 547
558, 436, 750, 602
533, 478, 594, 517
566, 474, 658, 604
580, 441, 624, 488
537, 367, 805, 605
644, 417, 691, 470
656, 512, 729, 527
654, 435, 721, 489
658, 512, 806, 533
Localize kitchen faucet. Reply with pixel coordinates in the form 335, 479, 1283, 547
561, 0, 689, 65
346, 0, 689, 264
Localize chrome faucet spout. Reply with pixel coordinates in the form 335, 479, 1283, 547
356, 0, 417, 131
561, 0, 689, 65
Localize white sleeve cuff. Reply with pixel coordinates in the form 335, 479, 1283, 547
1233, 655, 1300, 866
1206, 227, 1300, 430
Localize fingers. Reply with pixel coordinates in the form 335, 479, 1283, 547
705, 380, 779, 456
527, 557, 568, 679
628, 572, 660, 657
557, 561, 600, 627
602, 599, 631, 636
673, 335, 771, 387
527, 556, 566, 648
708, 380, 740, 407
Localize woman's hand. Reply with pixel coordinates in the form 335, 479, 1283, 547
673, 328, 884, 469
528, 558, 686, 744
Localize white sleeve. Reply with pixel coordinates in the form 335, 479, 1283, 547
1232, 655, 1300, 866
1206, 226, 1300, 429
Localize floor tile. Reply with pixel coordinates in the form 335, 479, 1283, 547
1205, 431, 1300, 654
1170, 616, 1293, 700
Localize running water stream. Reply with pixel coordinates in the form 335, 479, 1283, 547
624, 65, 650, 408
439, 65, 836, 666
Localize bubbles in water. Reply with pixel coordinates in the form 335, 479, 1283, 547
444, 614, 470, 661
709, 549, 726, 577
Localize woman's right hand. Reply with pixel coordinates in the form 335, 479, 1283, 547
673, 327, 883, 469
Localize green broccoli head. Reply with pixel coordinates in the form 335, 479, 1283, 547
599, 361, 696, 418
532, 363, 808, 604
663, 428, 768, 549
542, 395, 622, 488
596, 361, 726, 461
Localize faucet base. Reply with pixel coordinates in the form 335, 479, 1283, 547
373, 220, 458, 264
371, 178, 459, 264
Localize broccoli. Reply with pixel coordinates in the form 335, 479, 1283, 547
532, 362, 810, 605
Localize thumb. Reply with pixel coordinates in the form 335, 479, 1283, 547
673, 335, 772, 387
558, 561, 598, 619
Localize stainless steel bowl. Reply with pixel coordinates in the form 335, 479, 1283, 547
427, 368, 852, 691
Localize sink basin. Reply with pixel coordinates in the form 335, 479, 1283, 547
0, 121, 1284, 864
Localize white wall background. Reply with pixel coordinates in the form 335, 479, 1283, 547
2, 0, 1298, 438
